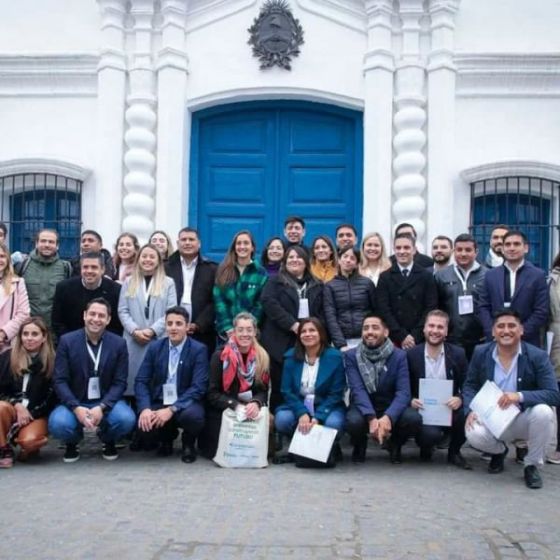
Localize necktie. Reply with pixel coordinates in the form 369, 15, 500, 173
168, 346, 180, 383
402, 268, 409, 278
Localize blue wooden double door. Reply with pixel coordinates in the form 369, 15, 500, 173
190, 101, 363, 261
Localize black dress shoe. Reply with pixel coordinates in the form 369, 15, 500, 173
333, 443, 343, 463
488, 446, 508, 474
274, 432, 283, 452
351, 444, 367, 463
157, 442, 174, 457
390, 444, 402, 464
447, 452, 472, 470
181, 445, 197, 464
524, 465, 543, 489
420, 446, 433, 462
515, 446, 528, 464
272, 453, 294, 465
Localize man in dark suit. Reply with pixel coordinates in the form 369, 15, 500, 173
477, 230, 548, 348
70, 229, 115, 278
51, 252, 122, 340
406, 310, 471, 469
464, 309, 560, 489
134, 306, 208, 463
345, 315, 419, 464
390, 223, 433, 268
377, 233, 438, 349
48, 298, 136, 462
165, 227, 217, 355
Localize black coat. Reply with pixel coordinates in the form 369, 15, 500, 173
0, 351, 57, 419
323, 273, 376, 348
376, 263, 438, 344
51, 276, 123, 339
165, 252, 218, 353
260, 273, 324, 362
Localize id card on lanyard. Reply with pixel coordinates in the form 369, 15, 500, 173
164, 351, 179, 405
454, 266, 474, 316
86, 340, 103, 400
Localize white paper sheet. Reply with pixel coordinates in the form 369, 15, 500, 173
419, 378, 453, 427
288, 424, 337, 463
469, 380, 520, 439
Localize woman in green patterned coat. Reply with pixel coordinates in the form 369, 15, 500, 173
213, 231, 268, 341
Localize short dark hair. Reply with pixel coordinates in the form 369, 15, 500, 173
492, 308, 522, 324
394, 233, 416, 246
85, 297, 112, 316
80, 252, 105, 267
454, 233, 477, 249
362, 314, 388, 329
178, 227, 199, 238
293, 317, 329, 361
81, 229, 102, 244
35, 228, 59, 243
0, 222, 7, 236
395, 223, 417, 238
165, 305, 190, 323
425, 309, 450, 325
284, 216, 305, 228
336, 223, 357, 236
503, 230, 528, 244
337, 245, 360, 261
432, 235, 453, 247
491, 224, 509, 233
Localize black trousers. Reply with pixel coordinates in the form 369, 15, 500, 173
346, 405, 422, 447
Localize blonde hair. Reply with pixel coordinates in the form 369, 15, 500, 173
126, 244, 168, 298
0, 242, 17, 295
233, 312, 270, 385
10, 317, 55, 379
359, 232, 391, 274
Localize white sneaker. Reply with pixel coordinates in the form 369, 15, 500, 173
546, 451, 560, 464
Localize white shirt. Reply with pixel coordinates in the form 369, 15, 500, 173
301, 357, 320, 394
504, 259, 525, 301
424, 346, 446, 380
181, 256, 198, 305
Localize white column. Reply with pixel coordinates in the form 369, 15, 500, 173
426, 0, 461, 242
363, 0, 395, 243
122, 0, 157, 244
392, 0, 427, 249
155, 0, 188, 238
96, 0, 127, 246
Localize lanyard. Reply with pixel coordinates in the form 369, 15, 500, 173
453, 265, 469, 293
86, 340, 103, 375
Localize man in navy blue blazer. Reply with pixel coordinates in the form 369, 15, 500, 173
406, 310, 471, 469
464, 309, 560, 489
49, 298, 136, 462
477, 230, 548, 347
135, 306, 208, 463
345, 315, 419, 464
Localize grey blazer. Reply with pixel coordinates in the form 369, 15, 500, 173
117, 276, 177, 394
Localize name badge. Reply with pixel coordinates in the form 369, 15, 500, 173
88, 377, 101, 400
238, 390, 253, 403
163, 383, 178, 406
304, 394, 315, 416
298, 298, 309, 319
458, 295, 474, 315
504, 302, 511, 308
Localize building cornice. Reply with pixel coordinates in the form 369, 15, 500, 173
0, 157, 92, 181
456, 52, 560, 98
297, 0, 367, 33
0, 53, 98, 97
186, 0, 257, 32
461, 160, 560, 184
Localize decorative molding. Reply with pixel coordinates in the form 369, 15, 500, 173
0, 53, 98, 97
455, 53, 560, 97
186, 0, 257, 32
0, 157, 91, 181
186, 86, 364, 111
297, 0, 366, 34
461, 160, 560, 184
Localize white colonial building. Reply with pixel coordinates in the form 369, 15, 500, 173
0, 0, 559, 265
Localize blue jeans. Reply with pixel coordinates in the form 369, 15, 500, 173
48, 400, 136, 445
274, 407, 345, 439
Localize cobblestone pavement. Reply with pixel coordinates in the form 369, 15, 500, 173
3, 437, 560, 560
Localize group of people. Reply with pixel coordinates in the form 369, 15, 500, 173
0, 218, 558, 490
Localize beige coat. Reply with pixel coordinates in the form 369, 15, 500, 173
549, 268, 560, 379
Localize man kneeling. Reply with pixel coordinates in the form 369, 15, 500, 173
464, 309, 560, 489
134, 306, 208, 463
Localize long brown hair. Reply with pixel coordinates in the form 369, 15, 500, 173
10, 317, 55, 379
215, 230, 256, 287
293, 317, 329, 361
0, 242, 18, 295
113, 232, 140, 269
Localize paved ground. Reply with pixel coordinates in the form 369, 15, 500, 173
3, 436, 560, 560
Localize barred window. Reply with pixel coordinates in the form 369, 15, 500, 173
469, 177, 560, 270
0, 173, 82, 259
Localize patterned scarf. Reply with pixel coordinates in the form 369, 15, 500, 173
221, 336, 257, 393
355, 338, 394, 394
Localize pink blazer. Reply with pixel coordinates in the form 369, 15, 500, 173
0, 278, 30, 342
